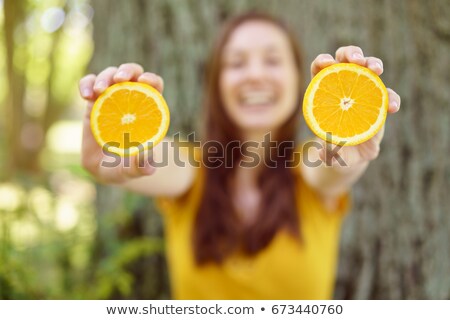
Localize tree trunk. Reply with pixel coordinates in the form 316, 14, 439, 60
3, 0, 30, 176
88, 0, 450, 299
3, 0, 72, 178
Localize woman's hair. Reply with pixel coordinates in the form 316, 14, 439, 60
194, 11, 305, 264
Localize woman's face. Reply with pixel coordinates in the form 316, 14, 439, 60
219, 21, 300, 136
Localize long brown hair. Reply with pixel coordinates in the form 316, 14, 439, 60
194, 12, 305, 264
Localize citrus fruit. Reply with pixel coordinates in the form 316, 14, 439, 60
90, 82, 170, 156
303, 63, 388, 146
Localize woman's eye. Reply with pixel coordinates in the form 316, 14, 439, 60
266, 56, 281, 66
227, 60, 244, 69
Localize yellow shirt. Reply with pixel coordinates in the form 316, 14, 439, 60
156, 166, 350, 299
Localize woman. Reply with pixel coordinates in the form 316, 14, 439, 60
79, 12, 401, 299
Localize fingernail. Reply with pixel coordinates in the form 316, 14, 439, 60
322, 57, 334, 63
116, 71, 129, 79
391, 101, 399, 109
94, 81, 106, 91
82, 89, 92, 98
352, 53, 363, 60
375, 62, 382, 70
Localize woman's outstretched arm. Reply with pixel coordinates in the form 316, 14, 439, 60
301, 46, 401, 208
79, 63, 196, 197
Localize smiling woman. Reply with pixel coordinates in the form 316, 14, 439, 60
78, 11, 401, 299
219, 20, 300, 133
194, 14, 305, 267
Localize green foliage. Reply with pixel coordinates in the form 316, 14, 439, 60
0, 176, 166, 299
93, 238, 164, 299
0, 0, 170, 299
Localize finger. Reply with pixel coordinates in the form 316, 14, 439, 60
365, 57, 384, 75
114, 63, 145, 82
122, 154, 155, 178
93, 67, 118, 95
137, 150, 156, 175
81, 115, 103, 175
96, 153, 126, 183
387, 88, 401, 113
95, 153, 153, 183
358, 138, 380, 161
310, 53, 336, 77
318, 139, 342, 166
356, 124, 385, 161
373, 125, 385, 142
335, 45, 365, 65
137, 72, 165, 93
79, 74, 97, 101
84, 101, 95, 120
318, 142, 326, 162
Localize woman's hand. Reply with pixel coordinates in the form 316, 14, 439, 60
310, 46, 401, 167
78, 63, 165, 184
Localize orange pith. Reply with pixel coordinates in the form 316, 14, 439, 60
303, 63, 388, 146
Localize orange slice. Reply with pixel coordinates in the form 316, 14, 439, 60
90, 82, 170, 156
303, 63, 388, 146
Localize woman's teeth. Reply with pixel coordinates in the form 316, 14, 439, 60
241, 91, 274, 106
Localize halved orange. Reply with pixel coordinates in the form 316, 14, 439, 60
90, 82, 170, 156
303, 63, 388, 146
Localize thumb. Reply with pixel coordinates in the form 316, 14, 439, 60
136, 151, 156, 176
319, 139, 354, 167
121, 153, 155, 178
318, 140, 338, 166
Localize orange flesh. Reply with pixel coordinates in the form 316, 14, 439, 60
311, 71, 383, 138
97, 89, 163, 149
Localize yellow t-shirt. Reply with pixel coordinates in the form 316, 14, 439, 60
156, 166, 350, 299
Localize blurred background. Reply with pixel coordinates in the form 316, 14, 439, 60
0, 0, 449, 299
